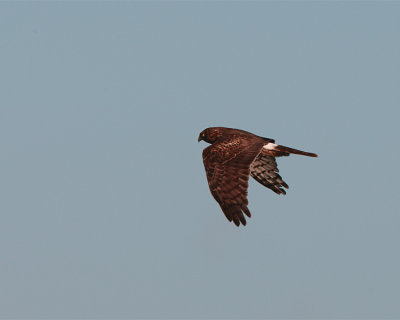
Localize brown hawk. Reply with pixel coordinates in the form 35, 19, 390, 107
198, 127, 318, 227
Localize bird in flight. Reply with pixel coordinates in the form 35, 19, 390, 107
198, 127, 318, 227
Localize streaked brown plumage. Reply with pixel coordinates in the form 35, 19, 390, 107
198, 127, 317, 227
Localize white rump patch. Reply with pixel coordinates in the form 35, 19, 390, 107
263, 143, 278, 151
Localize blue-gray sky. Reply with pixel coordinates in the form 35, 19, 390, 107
1, 2, 399, 318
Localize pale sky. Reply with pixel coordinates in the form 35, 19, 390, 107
1, 2, 399, 318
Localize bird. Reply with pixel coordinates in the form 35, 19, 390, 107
198, 127, 318, 227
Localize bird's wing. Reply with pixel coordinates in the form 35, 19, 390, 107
250, 153, 289, 195
202, 136, 264, 226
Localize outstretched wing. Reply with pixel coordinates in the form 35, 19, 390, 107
250, 153, 289, 195
202, 136, 264, 226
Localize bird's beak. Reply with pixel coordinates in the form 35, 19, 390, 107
198, 135, 203, 142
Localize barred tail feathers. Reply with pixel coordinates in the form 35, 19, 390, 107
263, 143, 318, 157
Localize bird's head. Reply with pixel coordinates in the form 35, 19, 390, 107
198, 127, 222, 144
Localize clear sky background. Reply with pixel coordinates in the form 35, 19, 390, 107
1, 2, 399, 319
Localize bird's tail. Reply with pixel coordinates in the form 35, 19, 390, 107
263, 143, 318, 157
